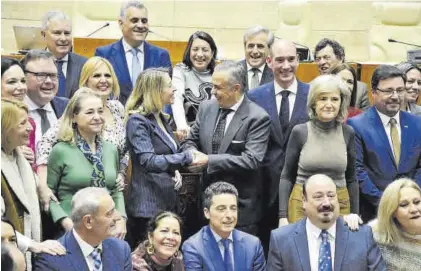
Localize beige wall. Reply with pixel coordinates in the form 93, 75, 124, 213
1, 0, 421, 62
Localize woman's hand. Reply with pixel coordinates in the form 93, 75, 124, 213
61, 217, 74, 232
37, 183, 58, 212
173, 170, 182, 191
278, 218, 289, 228
20, 146, 35, 164
115, 173, 126, 192
343, 213, 363, 231
114, 217, 127, 240
28, 239, 66, 256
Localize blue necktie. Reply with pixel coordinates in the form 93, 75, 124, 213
319, 230, 333, 271
56, 60, 66, 97
131, 48, 141, 87
221, 239, 233, 271
279, 90, 290, 134
90, 247, 102, 271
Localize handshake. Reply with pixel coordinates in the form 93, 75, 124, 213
187, 150, 208, 173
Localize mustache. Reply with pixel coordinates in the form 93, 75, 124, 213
318, 204, 334, 212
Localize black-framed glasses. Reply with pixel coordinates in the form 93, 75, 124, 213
25, 70, 58, 81
375, 87, 406, 96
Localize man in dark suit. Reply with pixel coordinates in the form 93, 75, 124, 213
239, 25, 274, 92
248, 39, 310, 250
41, 11, 87, 98
182, 182, 265, 271
314, 38, 370, 110
180, 61, 271, 236
34, 187, 132, 271
347, 65, 421, 222
95, 1, 172, 104
266, 174, 386, 271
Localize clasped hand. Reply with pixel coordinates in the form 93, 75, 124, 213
187, 150, 208, 173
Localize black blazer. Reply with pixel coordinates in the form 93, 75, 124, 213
239, 59, 274, 92
65, 52, 87, 98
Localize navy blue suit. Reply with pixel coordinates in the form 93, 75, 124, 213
266, 217, 386, 271
33, 231, 132, 271
51, 96, 69, 118
182, 225, 266, 271
95, 39, 172, 105
347, 107, 421, 220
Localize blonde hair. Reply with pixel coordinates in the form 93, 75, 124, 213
79, 57, 120, 99
374, 178, 421, 244
1, 98, 28, 150
57, 87, 103, 144
307, 74, 351, 123
125, 68, 170, 121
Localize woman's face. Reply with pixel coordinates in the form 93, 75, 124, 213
1, 65, 27, 101
161, 75, 176, 106
1, 221, 17, 247
149, 216, 181, 259
337, 69, 354, 94
394, 187, 421, 235
8, 109, 32, 149
73, 96, 104, 136
190, 38, 213, 72
314, 88, 341, 122
405, 68, 421, 103
86, 63, 114, 98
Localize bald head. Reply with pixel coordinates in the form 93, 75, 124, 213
303, 174, 336, 198
269, 39, 296, 57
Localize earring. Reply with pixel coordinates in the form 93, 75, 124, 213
146, 241, 155, 255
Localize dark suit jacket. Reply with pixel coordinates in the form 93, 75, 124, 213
64, 52, 87, 98
33, 230, 132, 271
51, 96, 69, 118
180, 97, 271, 226
347, 107, 421, 206
247, 80, 309, 207
239, 60, 273, 92
182, 226, 266, 271
266, 217, 386, 271
95, 39, 172, 105
126, 113, 192, 218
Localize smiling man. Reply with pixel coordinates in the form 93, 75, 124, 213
41, 11, 87, 98
182, 182, 266, 271
95, 1, 172, 105
347, 65, 421, 222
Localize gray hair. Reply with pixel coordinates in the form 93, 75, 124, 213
243, 25, 274, 48
120, 1, 147, 20
203, 182, 238, 210
214, 60, 245, 93
308, 74, 351, 123
70, 187, 110, 226
20, 49, 54, 69
41, 11, 71, 31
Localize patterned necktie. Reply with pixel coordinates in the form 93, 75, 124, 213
389, 118, 400, 165
212, 108, 232, 154
250, 68, 260, 90
131, 48, 141, 87
319, 230, 333, 271
90, 247, 102, 271
36, 108, 51, 135
279, 90, 290, 133
221, 239, 233, 271
56, 59, 66, 97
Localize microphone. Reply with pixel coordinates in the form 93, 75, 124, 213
148, 29, 171, 41
388, 38, 421, 48
86, 23, 110, 37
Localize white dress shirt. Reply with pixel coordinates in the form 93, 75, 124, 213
209, 227, 234, 269
306, 219, 336, 271
274, 79, 298, 120
47, 49, 68, 78
214, 95, 245, 134
73, 229, 103, 271
122, 38, 144, 82
24, 96, 58, 147
246, 63, 265, 90
376, 109, 401, 160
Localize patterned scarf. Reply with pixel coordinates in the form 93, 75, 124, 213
75, 132, 106, 187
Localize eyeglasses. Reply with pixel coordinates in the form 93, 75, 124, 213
25, 70, 58, 82
375, 87, 406, 96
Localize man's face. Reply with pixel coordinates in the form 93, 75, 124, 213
90, 194, 118, 241
204, 194, 238, 239
119, 7, 149, 48
25, 58, 58, 106
211, 70, 240, 109
315, 45, 342, 75
42, 19, 72, 59
303, 177, 340, 229
245, 32, 270, 68
267, 41, 299, 88
373, 76, 406, 117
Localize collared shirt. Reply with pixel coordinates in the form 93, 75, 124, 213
306, 218, 336, 271
274, 78, 298, 120
47, 48, 69, 78
122, 38, 145, 81
24, 96, 58, 147
246, 62, 265, 90
215, 95, 245, 134
73, 229, 103, 271
376, 109, 402, 159
209, 227, 234, 269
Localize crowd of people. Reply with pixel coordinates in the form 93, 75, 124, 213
1, 1, 421, 271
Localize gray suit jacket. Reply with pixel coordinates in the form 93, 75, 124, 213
65, 52, 87, 98
180, 97, 271, 226
356, 81, 370, 110
409, 103, 421, 116
239, 60, 274, 92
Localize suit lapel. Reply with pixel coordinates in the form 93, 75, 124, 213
262, 83, 283, 141
149, 115, 177, 154
399, 112, 410, 168
204, 103, 220, 154
204, 226, 225, 271
286, 82, 307, 145
102, 240, 119, 271
65, 53, 76, 97
260, 64, 273, 85
143, 42, 152, 70
112, 40, 131, 86
334, 217, 348, 271
293, 219, 310, 271
66, 232, 90, 271
232, 230, 246, 271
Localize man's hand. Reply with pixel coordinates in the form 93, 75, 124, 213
187, 150, 208, 173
